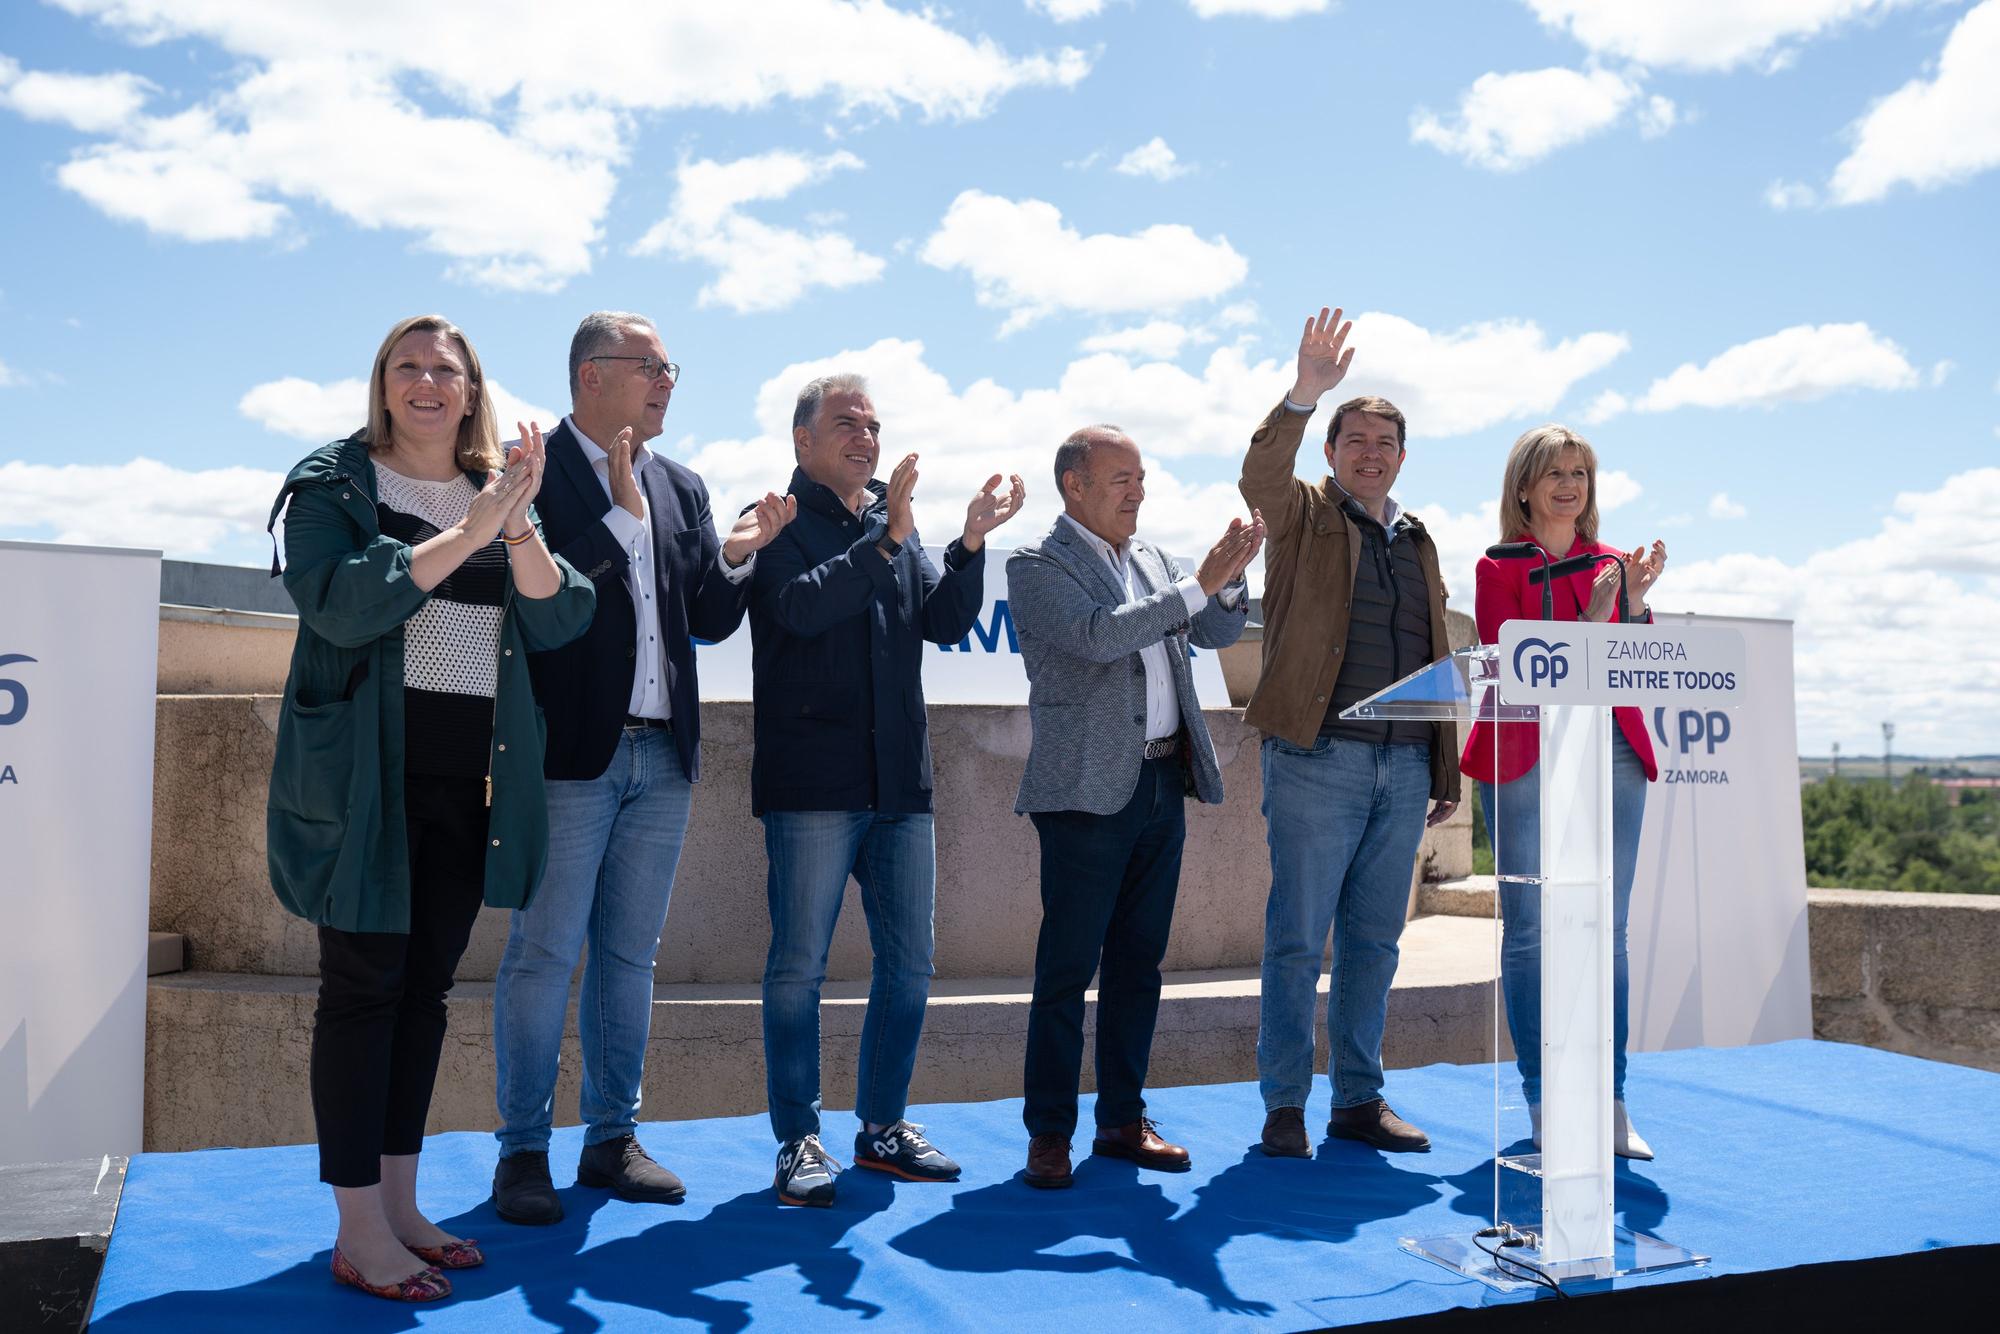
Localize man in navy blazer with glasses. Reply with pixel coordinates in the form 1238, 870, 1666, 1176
489, 310, 794, 1225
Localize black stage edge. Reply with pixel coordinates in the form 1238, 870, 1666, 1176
0, 1156, 128, 1333
1333, 1242, 1997, 1331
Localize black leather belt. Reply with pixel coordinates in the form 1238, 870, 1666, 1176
1143, 735, 1179, 760
623, 715, 672, 732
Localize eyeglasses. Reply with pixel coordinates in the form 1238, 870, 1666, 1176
589, 355, 680, 384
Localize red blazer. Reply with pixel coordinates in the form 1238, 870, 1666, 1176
1459, 534, 1659, 785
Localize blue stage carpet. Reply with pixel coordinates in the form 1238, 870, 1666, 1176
91, 1040, 2000, 1331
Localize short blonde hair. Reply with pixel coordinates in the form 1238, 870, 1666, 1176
1498, 424, 1598, 544
360, 314, 502, 473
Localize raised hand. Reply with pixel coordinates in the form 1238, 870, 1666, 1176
608, 426, 644, 520
1289, 306, 1355, 407
960, 472, 1027, 551
1196, 515, 1263, 597
1582, 557, 1622, 623
1628, 539, 1667, 611
723, 491, 798, 566
462, 450, 533, 546
501, 421, 548, 536
1226, 508, 1267, 579
884, 453, 918, 546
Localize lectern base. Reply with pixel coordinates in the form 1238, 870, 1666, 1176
1400, 1224, 1708, 1293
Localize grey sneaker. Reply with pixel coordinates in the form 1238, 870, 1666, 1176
775, 1134, 841, 1207
854, 1121, 961, 1182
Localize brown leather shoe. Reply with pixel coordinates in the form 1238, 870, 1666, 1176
1091, 1117, 1191, 1172
1328, 1099, 1431, 1153
1024, 1134, 1073, 1190
1260, 1106, 1311, 1159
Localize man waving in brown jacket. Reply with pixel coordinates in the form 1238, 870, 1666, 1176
1240, 306, 1460, 1160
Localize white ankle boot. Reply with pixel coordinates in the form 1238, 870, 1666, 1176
1613, 1101, 1654, 1160
1526, 1103, 1653, 1158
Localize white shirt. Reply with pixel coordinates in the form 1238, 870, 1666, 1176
567, 416, 754, 719
1060, 514, 1208, 743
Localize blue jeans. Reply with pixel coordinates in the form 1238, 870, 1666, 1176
761, 810, 936, 1144
1257, 736, 1432, 1111
1477, 734, 1647, 1105
492, 727, 692, 1156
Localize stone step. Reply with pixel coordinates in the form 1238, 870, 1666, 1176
1417, 875, 1496, 918
150, 694, 1472, 985
143, 915, 1502, 1153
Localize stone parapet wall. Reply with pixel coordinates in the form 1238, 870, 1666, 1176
1808, 887, 2000, 1073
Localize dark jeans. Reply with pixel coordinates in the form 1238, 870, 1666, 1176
311, 776, 488, 1187
1023, 755, 1186, 1139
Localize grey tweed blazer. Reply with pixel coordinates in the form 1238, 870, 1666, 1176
1007, 518, 1247, 815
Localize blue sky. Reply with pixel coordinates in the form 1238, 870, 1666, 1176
2, 0, 1997, 755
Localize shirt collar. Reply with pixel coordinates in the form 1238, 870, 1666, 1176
1060, 512, 1127, 568
566, 415, 653, 471
1329, 478, 1404, 535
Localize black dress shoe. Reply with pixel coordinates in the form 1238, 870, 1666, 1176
492, 1150, 563, 1225
1328, 1099, 1431, 1153
577, 1134, 686, 1204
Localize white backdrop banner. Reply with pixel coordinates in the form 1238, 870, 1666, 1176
0, 539, 161, 1165
692, 544, 1231, 705
1629, 613, 1812, 1051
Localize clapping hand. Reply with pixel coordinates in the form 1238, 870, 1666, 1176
1289, 306, 1354, 407
1582, 558, 1622, 623
724, 491, 798, 567
961, 473, 1027, 552
462, 427, 538, 544
1195, 510, 1266, 597
607, 426, 644, 520
884, 453, 918, 546
1628, 539, 1667, 612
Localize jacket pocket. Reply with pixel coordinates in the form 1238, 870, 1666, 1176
271, 696, 356, 823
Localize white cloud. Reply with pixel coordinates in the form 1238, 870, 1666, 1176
1580, 389, 1629, 424
920, 190, 1248, 333
631, 150, 885, 313
0, 54, 152, 133
1664, 467, 2000, 752
1114, 136, 1192, 181
1411, 67, 1655, 171
1080, 321, 1198, 359
1827, 0, 2000, 205
1707, 491, 1748, 519
1522, 0, 1918, 73
1597, 468, 1643, 511
13, 2, 1090, 289
0, 457, 282, 559
1189, 0, 1332, 16
1624, 322, 1920, 413
1764, 179, 1821, 210
238, 375, 558, 442
1028, 0, 1109, 19
1637, 93, 1680, 138
1338, 312, 1629, 437
0, 358, 21, 388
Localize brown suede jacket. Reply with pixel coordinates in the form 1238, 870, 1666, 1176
1237, 401, 1461, 804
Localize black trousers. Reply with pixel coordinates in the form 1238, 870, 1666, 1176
1023, 755, 1187, 1139
311, 776, 488, 1187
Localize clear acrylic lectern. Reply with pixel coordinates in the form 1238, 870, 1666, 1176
1341, 643, 1708, 1292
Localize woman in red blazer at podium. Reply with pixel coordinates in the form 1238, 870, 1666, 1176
1460, 425, 1667, 1160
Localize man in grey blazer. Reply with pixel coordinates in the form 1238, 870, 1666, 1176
1006, 424, 1263, 1189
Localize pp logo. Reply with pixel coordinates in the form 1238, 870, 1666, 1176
1654, 707, 1731, 755
0, 653, 34, 726
1511, 638, 1570, 689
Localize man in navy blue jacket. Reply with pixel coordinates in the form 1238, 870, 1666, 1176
490, 311, 794, 1225
752, 372, 1024, 1207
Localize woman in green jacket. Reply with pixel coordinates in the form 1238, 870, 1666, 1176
266, 314, 593, 1302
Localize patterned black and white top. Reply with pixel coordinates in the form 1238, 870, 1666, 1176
373, 461, 504, 777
